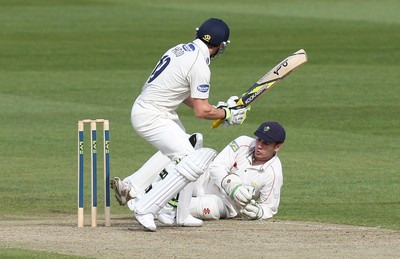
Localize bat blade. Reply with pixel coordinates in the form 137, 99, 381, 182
211, 49, 307, 128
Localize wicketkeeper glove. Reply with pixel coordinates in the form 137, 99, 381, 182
240, 200, 264, 220
221, 174, 253, 206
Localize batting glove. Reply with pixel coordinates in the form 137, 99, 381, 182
226, 96, 239, 108
216, 96, 239, 109
241, 200, 264, 220
216, 96, 249, 127
216, 101, 228, 109
223, 106, 250, 126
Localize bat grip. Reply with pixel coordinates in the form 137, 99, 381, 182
211, 119, 223, 128
211, 98, 243, 128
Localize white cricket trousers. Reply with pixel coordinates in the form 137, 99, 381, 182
130, 100, 199, 220
131, 100, 195, 162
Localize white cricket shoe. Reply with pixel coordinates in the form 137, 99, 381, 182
178, 215, 203, 227
157, 204, 203, 227
135, 213, 156, 232
110, 177, 131, 205
157, 204, 176, 226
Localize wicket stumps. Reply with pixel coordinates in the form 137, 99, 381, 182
77, 119, 110, 227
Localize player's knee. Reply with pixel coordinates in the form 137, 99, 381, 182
190, 195, 227, 220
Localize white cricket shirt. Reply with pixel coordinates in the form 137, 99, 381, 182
136, 38, 211, 113
207, 136, 284, 219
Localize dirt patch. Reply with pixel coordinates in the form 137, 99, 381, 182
1, 216, 399, 258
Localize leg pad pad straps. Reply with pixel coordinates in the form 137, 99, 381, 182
133, 148, 217, 215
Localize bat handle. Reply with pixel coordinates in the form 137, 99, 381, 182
211, 119, 224, 128
211, 98, 243, 128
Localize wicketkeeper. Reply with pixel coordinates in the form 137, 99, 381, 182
154, 121, 286, 222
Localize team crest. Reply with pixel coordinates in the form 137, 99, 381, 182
203, 35, 211, 42
263, 126, 270, 133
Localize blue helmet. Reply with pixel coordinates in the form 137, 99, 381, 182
196, 18, 230, 46
196, 18, 230, 58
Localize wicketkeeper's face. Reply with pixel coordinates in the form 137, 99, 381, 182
254, 138, 282, 161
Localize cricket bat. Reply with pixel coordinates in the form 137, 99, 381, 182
211, 49, 308, 128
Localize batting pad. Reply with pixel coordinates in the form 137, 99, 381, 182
133, 148, 217, 216
125, 151, 171, 198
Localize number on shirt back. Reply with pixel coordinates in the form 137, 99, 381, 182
148, 55, 171, 83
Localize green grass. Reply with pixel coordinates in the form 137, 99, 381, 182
0, 248, 87, 258
0, 0, 399, 246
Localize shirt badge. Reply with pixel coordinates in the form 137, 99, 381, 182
229, 140, 239, 152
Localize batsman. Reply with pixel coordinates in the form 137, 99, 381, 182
111, 18, 250, 231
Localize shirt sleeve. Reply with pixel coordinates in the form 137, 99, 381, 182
187, 54, 211, 99
208, 142, 237, 187
208, 136, 251, 188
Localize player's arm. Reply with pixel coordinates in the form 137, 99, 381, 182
241, 170, 282, 220
208, 137, 254, 206
182, 96, 194, 108
208, 142, 237, 185
191, 98, 226, 120
183, 97, 224, 119
256, 176, 282, 219
191, 98, 249, 125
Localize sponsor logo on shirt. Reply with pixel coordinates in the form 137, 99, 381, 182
229, 140, 239, 152
172, 46, 184, 57
197, 84, 209, 93
183, 43, 196, 52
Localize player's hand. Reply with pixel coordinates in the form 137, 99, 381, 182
223, 106, 250, 126
226, 96, 239, 108
241, 200, 263, 220
216, 96, 239, 109
216, 96, 248, 127
221, 174, 253, 206
216, 101, 227, 109
231, 185, 253, 206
